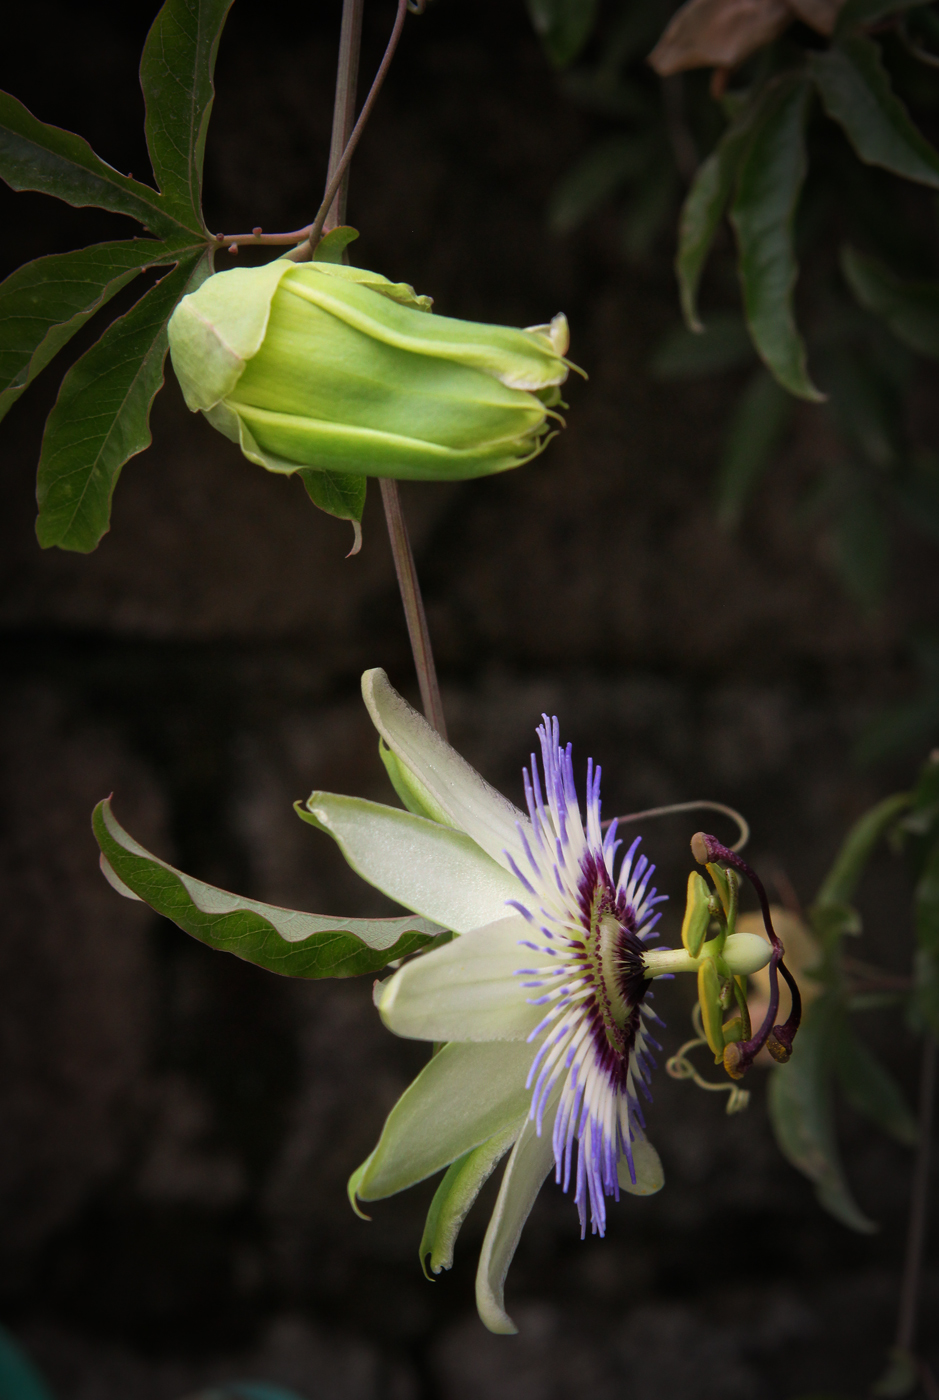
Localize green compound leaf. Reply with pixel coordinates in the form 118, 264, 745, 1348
35, 252, 208, 553
715, 366, 793, 528
92, 797, 445, 979
730, 76, 823, 401
811, 33, 939, 190
676, 105, 758, 333
841, 245, 939, 358
0, 89, 188, 239
814, 791, 911, 908
0, 239, 180, 425
140, 0, 235, 229
767, 997, 878, 1233
834, 1021, 919, 1146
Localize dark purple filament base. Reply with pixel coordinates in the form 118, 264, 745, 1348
691, 832, 803, 1079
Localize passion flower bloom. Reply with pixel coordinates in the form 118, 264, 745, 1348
167, 258, 573, 493
298, 670, 772, 1333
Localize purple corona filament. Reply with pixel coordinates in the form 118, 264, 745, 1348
506, 717, 666, 1238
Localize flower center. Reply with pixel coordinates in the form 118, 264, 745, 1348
578, 852, 649, 1071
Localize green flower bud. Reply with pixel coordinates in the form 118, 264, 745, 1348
167, 257, 575, 504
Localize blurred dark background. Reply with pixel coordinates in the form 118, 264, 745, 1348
0, 1, 937, 1395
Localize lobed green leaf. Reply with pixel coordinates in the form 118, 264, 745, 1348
0, 239, 181, 425
841, 246, 939, 359
92, 797, 445, 978
0, 89, 190, 238
767, 997, 878, 1232
140, 0, 235, 229
35, 253, 210, 553
730, 76, 823, 401
810, 33, 939, 190
834, 1021, 919, 1145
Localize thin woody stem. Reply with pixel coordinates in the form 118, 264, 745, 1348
896, 1032, 936, 1354
380, 480, 448, 739
314, 0, 445, 735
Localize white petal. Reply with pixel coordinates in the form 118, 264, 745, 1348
356, 1041, 533, 1200
362, 669, 533, 871
617, 1136, 665, 1195
475, 1109, 557, 1335
300, 793, 518, 933
379, 916, 545, 1042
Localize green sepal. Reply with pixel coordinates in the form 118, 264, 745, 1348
810, 32, 939, 190
681, 871, 712, 957
312, 226, 360, 263
379, 738, 455, 826
92, 796, 444, 978
347, 1158, 373, 1220
419, 1117, 525, 1279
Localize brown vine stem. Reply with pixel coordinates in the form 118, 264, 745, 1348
895, 1032, 936, 1360
380, 480, 448, 740
314, 0, 445, 736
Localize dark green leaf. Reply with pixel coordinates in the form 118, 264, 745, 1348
914, 831, 939, 951
810, 900, 863, 948
911, 947, 939, 1033
549, 134, 655, 234
676, 105, 757, 332
650, 312, 755, 379
767, 997, 878, 1232
0, 1326, 55, 1400
841, 245, 939, 358
838, 0, 930, 34
832, 489, 890, 606
834, 1020, 919, 1145
810, 33, 939, 189
526, 0, 600, 68
35, 254, 208, 553
730, 76, 823, 401
0, 240, 181, 425
824, 343, 905, 470
872, 1347, 920, 1400
814, 792, 911, 906
0, 90, 188, 238
715, 367, 792, 528
140, 0, 234, 228
92, 797, 445, 979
